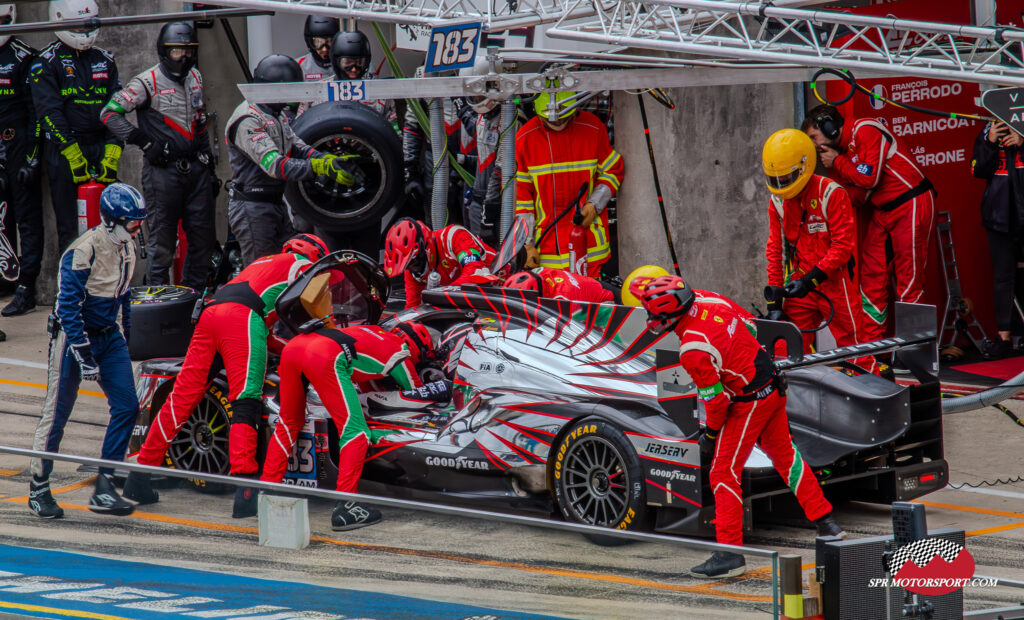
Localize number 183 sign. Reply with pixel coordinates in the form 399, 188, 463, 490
425, 22, 482, 74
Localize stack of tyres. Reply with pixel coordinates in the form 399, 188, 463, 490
129, 285, 200, 360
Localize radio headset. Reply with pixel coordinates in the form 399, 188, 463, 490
814, 109, 843, 141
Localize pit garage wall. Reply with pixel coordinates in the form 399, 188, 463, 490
614, 83, 795, 311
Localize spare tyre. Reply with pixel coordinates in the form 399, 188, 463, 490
129, 285, 199, 361
286, 102, 403, 232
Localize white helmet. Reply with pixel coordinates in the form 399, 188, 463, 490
49, 0, 99, 51
0, 4, 15, 48
459, 56, 498, 115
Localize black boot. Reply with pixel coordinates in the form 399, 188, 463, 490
89, 473, 135, 516
331, 501, 382, 531
232, 483, 259, 518
1, 285, 36, 317
28, 478, 64, 519
815, 514, 848, 539
122, 471, 159, 505
690, 551, 746, 578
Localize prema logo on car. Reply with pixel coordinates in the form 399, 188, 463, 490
425, 456, 489, 470
648, 468, 696, 483
867, 539, 996, 595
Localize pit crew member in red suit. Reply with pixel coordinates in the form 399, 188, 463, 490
123, 234, 328, 518
803, 105, 936, 341
502, 268, 615, 304
383, 218, 496, 308
637, 275, 845, 579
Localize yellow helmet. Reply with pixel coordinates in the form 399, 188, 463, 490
762, 129, 816, 200
533, 77, 578, 122
621, 264, 670, 306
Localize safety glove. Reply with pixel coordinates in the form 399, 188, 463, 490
16, 154, 39, 186
579, 201, 597, 228
310, 155, 357, 186
784, 266, 827, 299
96, 144, 122, 183
523, 244, 540, 269
698, 428, 718, 459
70, 342, 100, 382
763, 285, 787, 321
61, 143, 91, 184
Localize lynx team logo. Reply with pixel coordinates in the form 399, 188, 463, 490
887, 538, 975, 595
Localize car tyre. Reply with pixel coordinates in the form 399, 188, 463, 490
552, 417, 649, 543
165, 382, 233, 494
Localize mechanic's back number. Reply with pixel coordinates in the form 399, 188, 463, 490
328, 81, 365, 102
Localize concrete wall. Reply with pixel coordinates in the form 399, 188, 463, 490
613, 82, 795, 311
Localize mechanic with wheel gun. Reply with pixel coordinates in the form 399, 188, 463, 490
383, 217, 497, 308
0, 3, 46, 319
635, 275, 846, 579
803, 104, 936, 344
123, 234, 329, 518
102, 22, 218, 290
262, 274, 433, 530
225, 54, 355, 266
31, 0, 121, 254
28, 183, 146, 520
515, 78, 623, 273
502, 268, 616, 304
762, 129, 878, 372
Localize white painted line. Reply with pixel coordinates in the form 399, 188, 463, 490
948, 484, 1024, 500
0, 357, 47, 370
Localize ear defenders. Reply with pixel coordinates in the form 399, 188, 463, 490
814, 109, 843, 141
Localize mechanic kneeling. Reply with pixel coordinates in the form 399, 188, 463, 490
636, 275, 846, 579
502, 268, 616, 304
261, 275, 430, 530
124, 234, 328, 518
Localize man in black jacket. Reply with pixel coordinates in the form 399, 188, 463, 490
971, 120, 1024, 359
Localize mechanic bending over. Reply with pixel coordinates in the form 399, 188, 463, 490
383, 218, 497, 308
803, 105, 936, 344
515, 79, 623, 272
503, 268, 617, 304
635, 275, 846, 579
29, 184, 146, 520
762, 129, 879, 373
32, 0, 122, 254
124, 234, 329, 518
102, 22, 218, 291
225, 54, 353, 266
262, 276, 433, 530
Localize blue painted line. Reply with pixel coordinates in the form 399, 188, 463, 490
0, 544, 563, 619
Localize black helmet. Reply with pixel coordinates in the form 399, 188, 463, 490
303, 15, 339, 68
253, 53, 302, 83
157, 22, 198, 82
330, 31, 371, 79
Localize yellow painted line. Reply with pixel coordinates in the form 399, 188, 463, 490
966, 522, 1024, 537
0, 599, 133, 619
915, 499, 1024, 521
3, 478, 96, 502
0, 377, 105, 399
0, 468, 23, 477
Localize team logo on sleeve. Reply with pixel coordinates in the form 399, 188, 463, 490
856, 163, 874, 175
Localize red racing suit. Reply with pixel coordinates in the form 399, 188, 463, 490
674, 296, 832, 546
766, 174, 867, 353
536, 268, 614, 303
403, 224, 497, 308
832, 119, 936, 340
261, 325, 422, 492
138, 251, 312, 475
515, 111, 623, 270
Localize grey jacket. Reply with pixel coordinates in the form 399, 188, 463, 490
225, 100, 319, 192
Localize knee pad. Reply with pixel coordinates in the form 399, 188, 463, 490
230, 397, 262, 429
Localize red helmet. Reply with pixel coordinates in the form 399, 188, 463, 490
503, 270, 542, 293
384, 218, 434, 280
391, 320, 436, 365
638, 275, 695, 334
282, 233, 329, 262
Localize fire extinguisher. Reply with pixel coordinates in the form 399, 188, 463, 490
567, 204, 589, 277
77, 180, 104, 235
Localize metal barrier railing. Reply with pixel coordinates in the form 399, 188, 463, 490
0, 444, 781, 617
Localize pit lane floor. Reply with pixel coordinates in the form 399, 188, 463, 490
1, 308, 1023, 619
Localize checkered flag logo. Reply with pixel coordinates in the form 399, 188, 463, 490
888, 538, 964, 575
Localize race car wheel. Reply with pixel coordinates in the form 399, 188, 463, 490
553, 417, 648, 533
286, 102, 403, 231
165, 382, 232, 494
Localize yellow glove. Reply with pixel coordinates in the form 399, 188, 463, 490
524, 245, 540, 269
580, 201, 597, 228
310, 155, 356, 186
60, 143, 90, 184
96, 144, 122, 184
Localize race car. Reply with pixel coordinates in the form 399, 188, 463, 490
129, 252, 948, 536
